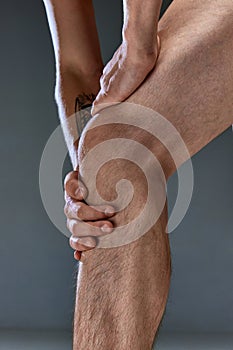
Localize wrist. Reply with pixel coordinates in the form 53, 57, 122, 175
122, 29, 159, 61
122, 25, 158, 56
122, 0, 162, 54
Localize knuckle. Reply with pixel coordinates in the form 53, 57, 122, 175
76, 204, 84, 220
66, 180, 76, 194
102, 63, 110, 75
100, 74, 105, 82
72, 221, 80, 235
69, 236, 76, 249
64, 171, 74, 187
102, 67, 107, 75
100, 77, 109, 90
90, 224, 101, 234
65, 195, 73, 208
64, 171, 79, 191
63, 190, 67, 200
67, 219, 78, 234
66, 219, 71, 231
64, 204, 69, 216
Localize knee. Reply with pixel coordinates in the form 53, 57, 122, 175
78, 103, 177, 184
77, 104, 168, 242
78, 103, 168, 197
80, 102, 173, 166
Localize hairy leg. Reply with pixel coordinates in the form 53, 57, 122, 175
73, 1, 233, 349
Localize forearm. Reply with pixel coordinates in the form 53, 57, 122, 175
43, 0, 103, 167
123, 0, 162, 53
43, 0, 103, 75
55, 69, 100, 168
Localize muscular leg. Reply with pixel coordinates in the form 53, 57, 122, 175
73, 1, 233, 349
128, 0, 233, 160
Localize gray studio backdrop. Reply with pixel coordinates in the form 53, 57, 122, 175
0, 0, 232, 334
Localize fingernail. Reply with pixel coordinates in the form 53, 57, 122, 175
70, 236, 79, 244
74, 251, 82, 261
104, 207, 115, 216
101, 224, 112, 233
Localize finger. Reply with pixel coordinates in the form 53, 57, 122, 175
102, 47, 120, 75
67, 219, 114, 237
93, 61, 134, 112
64, 200, 115, 221
99, 61, 118, 93
74, 250, 82, 261
100, 75, 109, 92
91, 89, 120, 115
70, 236, 97, 251
94, 58, 155, 115
91, 75, 127, 115
101, 60, 118, 90
92, 61, 119, 115
64, 170, 87, 200
92, 41, 160, 116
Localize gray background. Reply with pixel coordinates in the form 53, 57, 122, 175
0, 0, 232, 338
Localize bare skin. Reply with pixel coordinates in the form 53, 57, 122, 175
44, 0, 233, 348
92, 0, 163, 114
66, 1, 233, 349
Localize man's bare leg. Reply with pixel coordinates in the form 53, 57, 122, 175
74, 1, 233, 349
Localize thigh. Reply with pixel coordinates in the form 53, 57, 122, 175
127, 0, 233, 173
